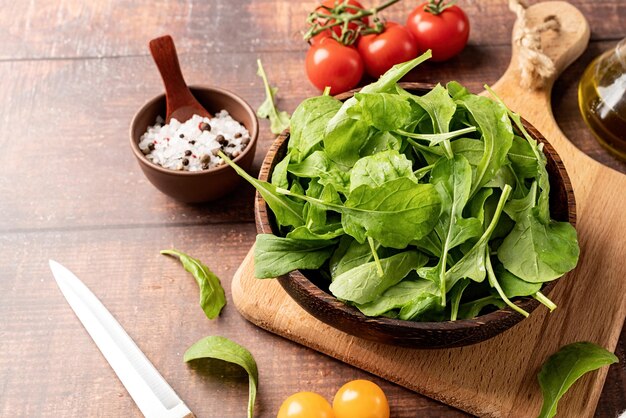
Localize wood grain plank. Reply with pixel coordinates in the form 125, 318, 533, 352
0, 225, 466, 418
0, 0, 623, 60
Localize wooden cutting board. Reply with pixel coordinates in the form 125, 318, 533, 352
232, 2, 626, 417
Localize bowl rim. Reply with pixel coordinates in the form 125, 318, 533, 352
129, 85, 259, 177
255, 81, 577, 333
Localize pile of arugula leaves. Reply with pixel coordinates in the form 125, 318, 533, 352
223, 51, 580, 321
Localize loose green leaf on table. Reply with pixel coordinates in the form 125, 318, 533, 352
161, 249, 226, 319
537, 342, 618, 418
184, 336, 259, 418
256, 59, 290, 135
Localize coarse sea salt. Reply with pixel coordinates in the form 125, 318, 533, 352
138, 111, 251, 172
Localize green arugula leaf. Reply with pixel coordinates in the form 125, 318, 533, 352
342, 178, 441, 248
446, 80, 470, 99
456, 93, 514, 196
254, 234, 336, 278
282, 177, 442, 249
352, 92, 412, 131
398, 290, 441, 321
221, 152, 304, 228
161, 249, 226, 319
286, 224, 344, 241
289, 95, 342, 162
356, 279, 437, 317
256, 59, 290, 135
412, 83, 457, 134
270, 152, 291, 189
324, 51, 432, 167
485, 85, 551, 223
184, 336, 259, 418
349, 149, 417, 191
330, 251, 428, 304
537, 342, 618, 418
449, 279, 470, 320
329, 236, 378, 279
445, 184, 512, 289
361, 50, 432, 94
359, 131, 402, 157
494, 262, 542, 297
497, 211, 579, 283
485, 246, 530, 317
287, 150, 350, 194
457, 295, 505, 319
302, 180, 342, 231
508, 135, 539, 179
426, 154, 482, 304
409, 83, 457, 157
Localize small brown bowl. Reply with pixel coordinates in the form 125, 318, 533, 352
130, 86, 258, 203
255, 82, 576, 349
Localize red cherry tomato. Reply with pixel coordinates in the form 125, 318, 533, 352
316, 0, 369, 39
357, 22, 418, 78
310, 29, 333, 45
405, 1, 470, 62
305, 38, 364, 94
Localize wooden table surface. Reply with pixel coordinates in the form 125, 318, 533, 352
0, 1, 624, 417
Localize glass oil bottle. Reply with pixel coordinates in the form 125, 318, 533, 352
578, 38, 626, 161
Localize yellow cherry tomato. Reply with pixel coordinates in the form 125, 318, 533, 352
277, 391, 335, 418
332, 380, 390, 418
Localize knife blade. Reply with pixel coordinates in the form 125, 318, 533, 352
49, 260, 193, 418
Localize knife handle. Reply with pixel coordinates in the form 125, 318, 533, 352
182, 413, 195, 418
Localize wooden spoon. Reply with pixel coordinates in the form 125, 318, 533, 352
149, 35, 212, 123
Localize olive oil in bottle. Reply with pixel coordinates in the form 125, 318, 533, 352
578, 39, 626, 161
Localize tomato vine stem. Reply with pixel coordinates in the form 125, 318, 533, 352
304, 0, 403, 46
424, 0, 457, 15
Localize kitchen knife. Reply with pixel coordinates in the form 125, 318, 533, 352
49, 260, 193, 418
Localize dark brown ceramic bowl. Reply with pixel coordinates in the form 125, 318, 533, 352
130, 86, 258, 203
255, 82, 576, 349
